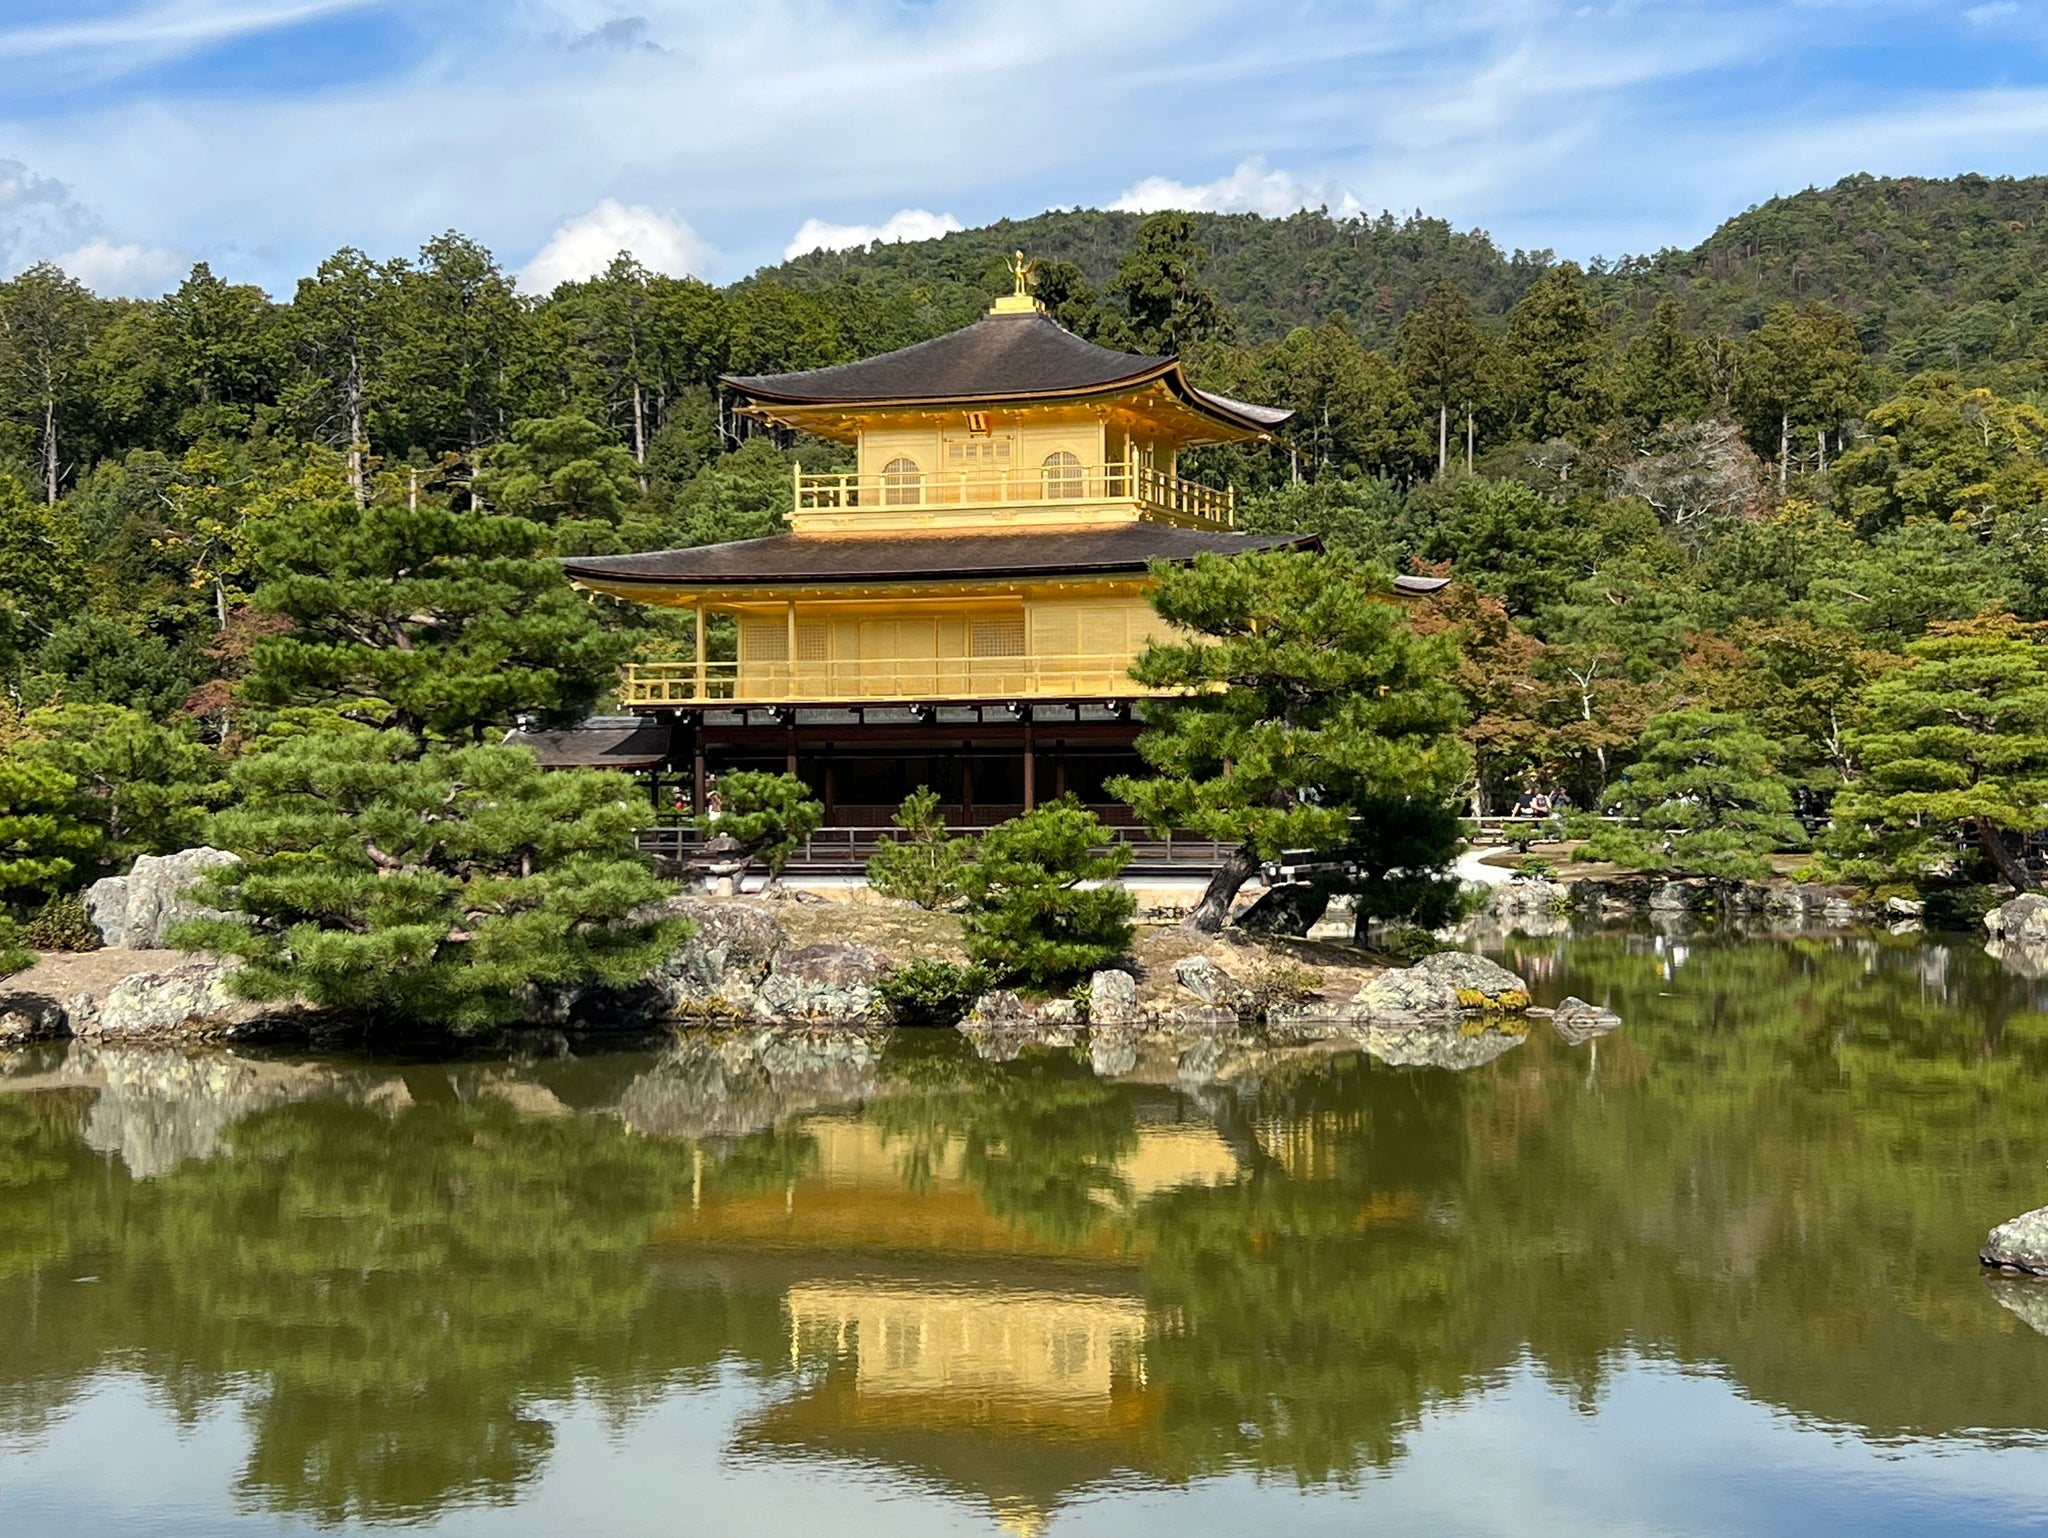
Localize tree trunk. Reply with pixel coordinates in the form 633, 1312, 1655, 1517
43, 391, 58, 505
346, 379, 368, 511
1438, 403, 1448, 479
1237, 882, 1331, 937
1465, 406, 1474, 472
1184, 839, 1261, 934
1980, 817, 2035, 892
1779, 410, 1790, 494
632, 379, 649, 494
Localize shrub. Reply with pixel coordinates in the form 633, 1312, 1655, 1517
706, 770, 822, 875
877, 958, 992, 1029
958, 796, 1135, 989
1514, 855, 1556, 879
0, 918, 31, 979
1375, 923, 1448, 964
175, 730, 683, 1035
865, 787, 971, 908
0, 759, 96, 913
22, 893, 100, 952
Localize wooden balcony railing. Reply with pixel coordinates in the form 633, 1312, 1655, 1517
795, 463, 1235, 526
621, 654, 1165, 707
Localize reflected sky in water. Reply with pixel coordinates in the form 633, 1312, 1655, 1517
2, 925, 2047, 1536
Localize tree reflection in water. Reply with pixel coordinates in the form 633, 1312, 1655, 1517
0, 928, 2044, 1529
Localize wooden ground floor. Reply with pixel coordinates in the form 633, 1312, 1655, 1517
646, 704, 1146, 828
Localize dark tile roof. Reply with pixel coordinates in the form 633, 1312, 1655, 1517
723, 311, 1292, 433
504, 717, 670, 769
563, 527, 1319, 587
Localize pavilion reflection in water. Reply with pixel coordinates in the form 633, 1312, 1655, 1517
664, 1110, 1241, 1533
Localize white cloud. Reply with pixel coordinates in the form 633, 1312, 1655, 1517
55, 237, 187, 296
0, 156, 98, 272
1112, 156, 1366, 220
519, 199, 714, 292
783, 208, 963, 260
0, 0, 380, 60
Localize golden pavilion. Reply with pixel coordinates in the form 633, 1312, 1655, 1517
558, 256, 1308, 833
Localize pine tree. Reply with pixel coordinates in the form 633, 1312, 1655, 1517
1581, 709, 1806, 881
1617, 297, 1712, 426
0, 759, 95, 913
176, 730, 682, 1034
12, 705, 229, 873
1503, 262, 1612, 443
0, 263, 96, 504
1397, 279, 1488, 477
1734, 302, 1868, 489
958, 796, 1134, 988
1112, 213, 1233, 354
473, 414, 648, 556
1110, 550, 1470, 933
704, 771, 822, 876
284, 248, 397, 508
1828, 613, 2048, 891
240, 485, 626, 741
865, 787, 972, 909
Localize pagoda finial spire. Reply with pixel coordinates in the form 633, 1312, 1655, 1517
990, 250, 1043, 316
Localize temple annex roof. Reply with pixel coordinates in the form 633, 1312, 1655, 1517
722, 311, 1292, 435
502, 717, 671, 769
562, 526, 1319, 588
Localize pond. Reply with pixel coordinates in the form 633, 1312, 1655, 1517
2, 925, 2047, 1537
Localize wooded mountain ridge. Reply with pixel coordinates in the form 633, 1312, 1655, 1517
767, 172, 2048, 367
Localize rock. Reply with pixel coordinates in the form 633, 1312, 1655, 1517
1551, 995, 1622, 1045
963, 990, 1030, 1027
1354, 968, 1462, 1020
1035, 997, 1081, 1026
1981, 1205, 2048, 1276
753, 941, 884, 1024
0, 996, 67, 1043
1886, 896, 1925, 919
1487, 877, 1569, 916
109, 848, 241, 949
1408, 950, 1532, 1010
1821, 896, 1860, 924
1985, 894, 2048, 946
1174, 955, 1232, 1006
641, 898, 788, 1016
83, 876, 129, 947
82, 957, 292, 1040
1087, 969, 1140, 1025
1568, 878, 1640, 912
1089, 1029, 1139, 1077
1648, 881, 1699, 913
62, 992, 98, 1035
1986, 1276, 2048, 1338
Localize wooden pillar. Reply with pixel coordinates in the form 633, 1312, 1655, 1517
961, 753, 975, 825
786, 720, 798, 777
693, 725, 707, 817
786, 599, 797, 702
1022, 719, 1036, 811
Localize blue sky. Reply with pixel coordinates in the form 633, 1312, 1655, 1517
2, 0, 2047, 297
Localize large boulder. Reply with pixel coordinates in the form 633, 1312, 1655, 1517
1087, 969, 1140, 1025
642, 898, 788, 1016
753, 941, 884, 1023
1488, 878, 1569, 917
103, 848, 242, 949
1173, 955, 1234, 1008
0, 995, 67, 1043
1408, 950, 1532, 1010
1982, 1205, 2048, 1276
1354, 967, 1461, 1020
81, 957, 291, 1041
83, 876, 130, 948
1985, 895, 2048, 946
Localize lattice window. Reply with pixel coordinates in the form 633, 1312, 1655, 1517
970, 617, 1026, 657
881, 456, 922, 506
796, 621, 829, 661
741, 618, 787, 661
1041, 450, 1083, 499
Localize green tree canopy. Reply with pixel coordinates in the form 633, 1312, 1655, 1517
11, 705, 229, 874
179, 730, 681, 1033
240, 486, 626, 740
958, 796, 1135, 988
1111, 213, 1233, 354
0, 759, 94, 912
1582, 708, 1806, 881
1111, 550, 1470, 932
1829, 613, 2048, 891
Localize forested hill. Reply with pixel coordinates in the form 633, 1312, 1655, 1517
763, 173, 2048, 365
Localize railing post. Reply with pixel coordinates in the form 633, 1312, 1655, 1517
694, 603, 706, 701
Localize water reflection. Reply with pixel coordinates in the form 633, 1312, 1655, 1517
2, 927, 2047, 1535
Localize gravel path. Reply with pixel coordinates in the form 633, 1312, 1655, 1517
2, 949, 186, 1005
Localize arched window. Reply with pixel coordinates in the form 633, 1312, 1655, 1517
881, 456, 922, 506
1041, 450, 1083, 500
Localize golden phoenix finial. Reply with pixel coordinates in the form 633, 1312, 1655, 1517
1009, 249, 1034, 297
